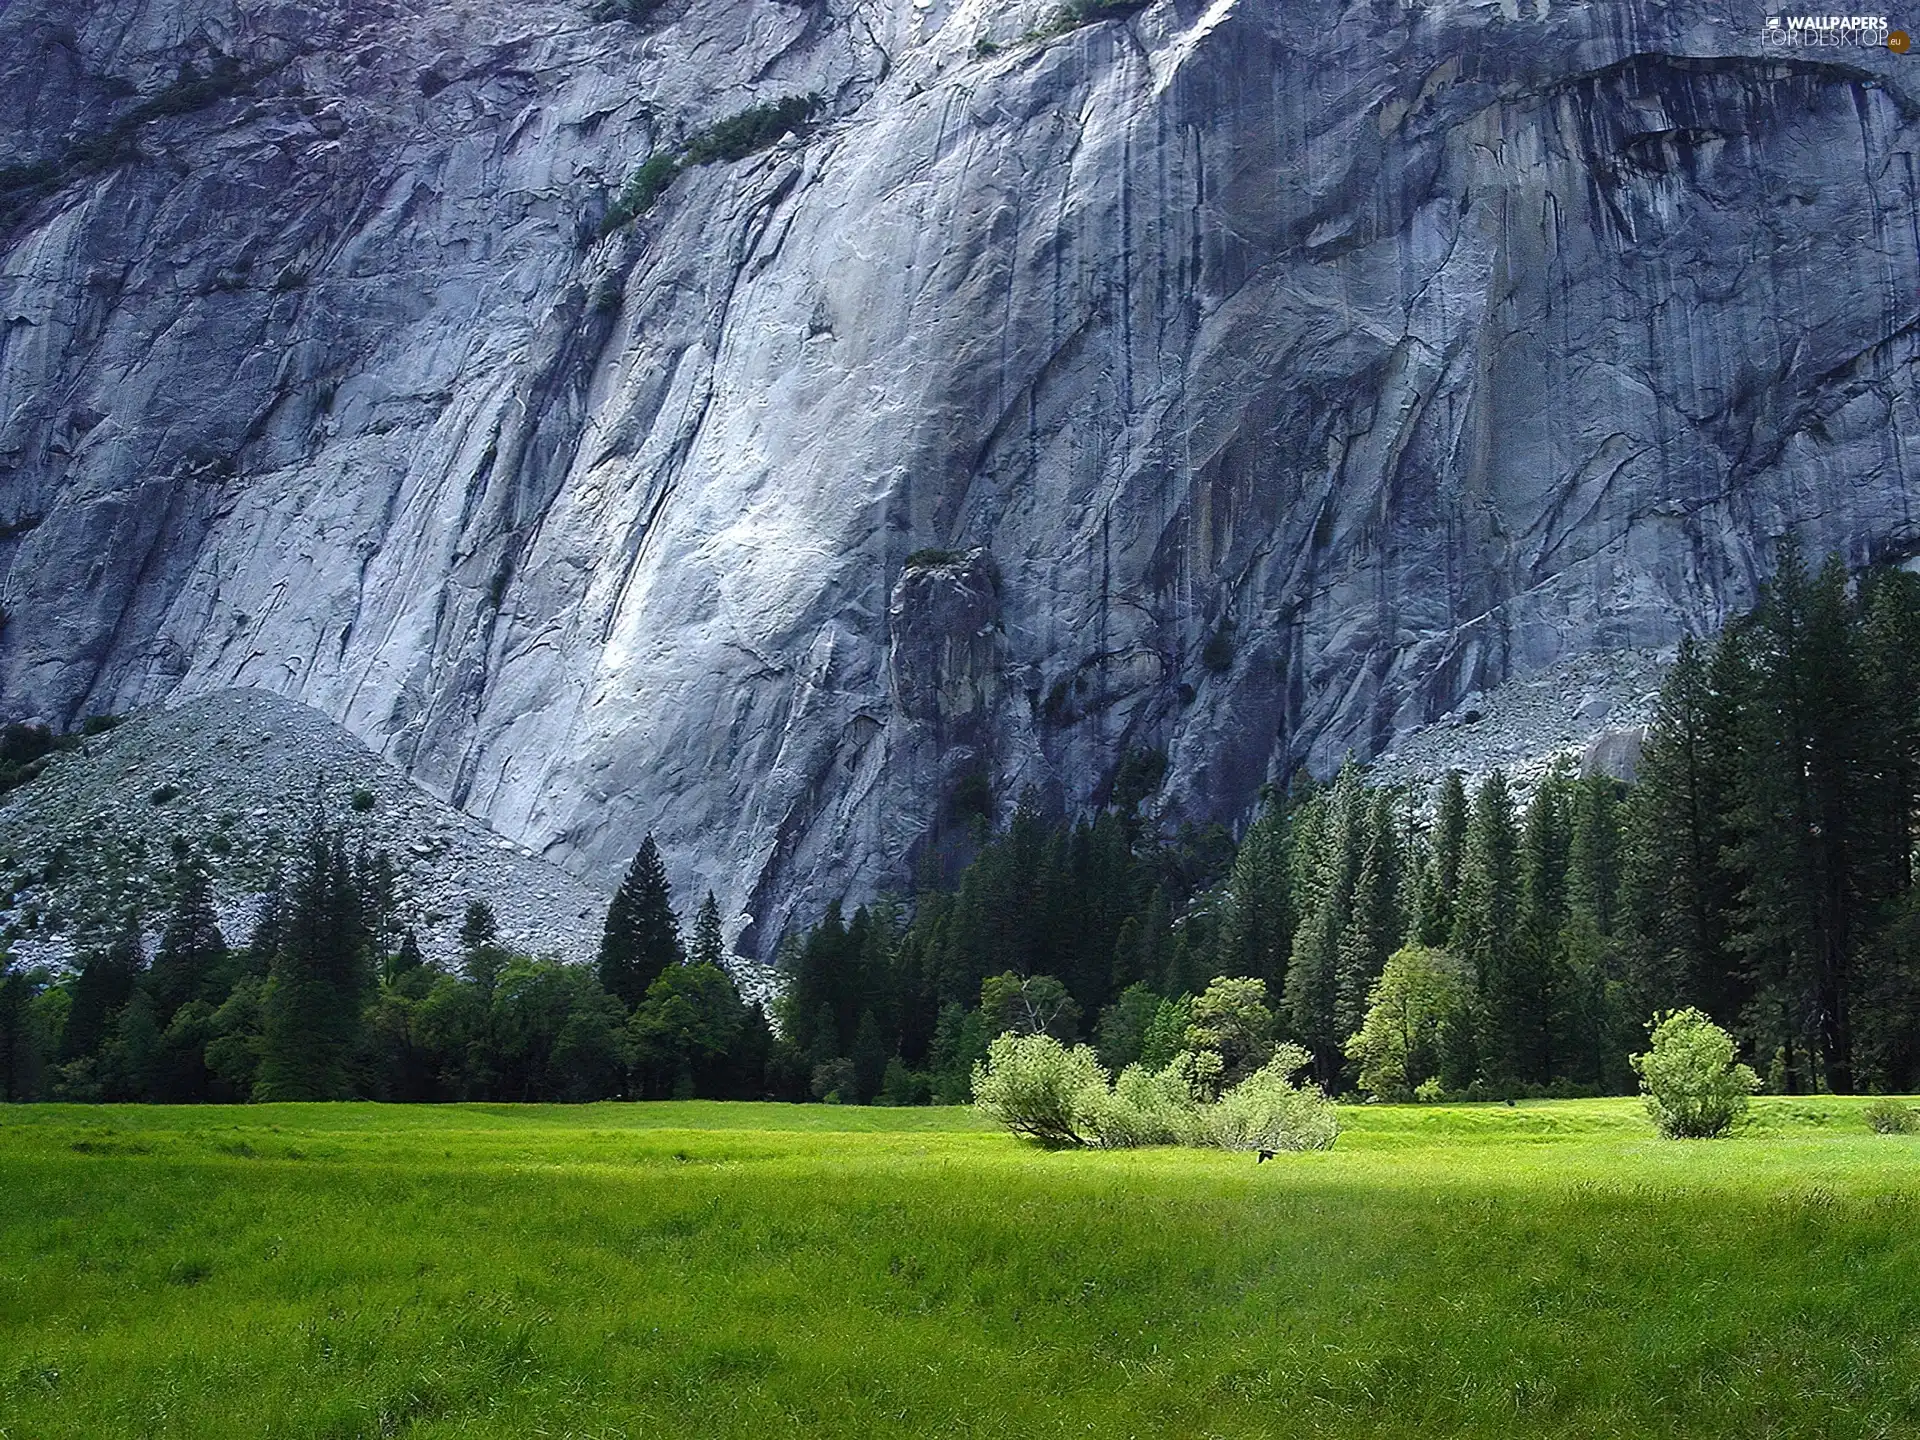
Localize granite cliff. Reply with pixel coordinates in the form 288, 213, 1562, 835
3, 0, 1918, 955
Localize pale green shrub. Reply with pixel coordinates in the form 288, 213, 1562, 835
974, 1033, 1339, 1153
970, 1032, 1106, 1147
1077, 1060, 1200, 1147
1631, 1008, 1760, 1139
1204, 1044, 1338, 1152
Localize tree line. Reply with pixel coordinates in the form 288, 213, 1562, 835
2, 543, 1917, 1104
770, 543, 1920, 1102
0, 832, 779, 1104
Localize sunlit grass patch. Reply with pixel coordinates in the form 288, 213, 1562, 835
2, 1097, 1918, 1437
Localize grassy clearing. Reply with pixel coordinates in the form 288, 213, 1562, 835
2, 1097, 1918, 1438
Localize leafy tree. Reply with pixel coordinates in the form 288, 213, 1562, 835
1137, 994, 1193, 1071
628, 962, 744, 1097
491, 957, 627, 1102
414, 974, 495, 1099
598, 836, 684, 1011
1203, 1045, 1338, 1152
1094, 982, 1164, 1072
1345, 944, 1465, 1099
970, 1032, 1105, 1147
979, 971, 1080, 1040
203, 977, 264, 1100
1185, 975, 1276, 1091
150, 998, 219, 1102
927, 1001, 988, 1104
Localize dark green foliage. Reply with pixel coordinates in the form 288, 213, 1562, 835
600, 95, 820, 234
682, 95, 820, 165
25, 547, 1920, 1111
0, 962, 55, 1100
904, 548, 963, 570
1334, 788, 1404, 1051
689, 891, 726, 971
0, 722, 83, 798
589, 0, 670, 23
3, 56, 264, 229
254, 826, 374, 1101
60, 917, 144, 1065
598, 836, 685, 1011
146, 839, 227, 1026
948, 770, 993, 827
630, 962, 744, 1098
1216, 797, 1295, 992
1027, 0, 1153, 42
601, 150, 681, 232
1285, 765, 1366, 1083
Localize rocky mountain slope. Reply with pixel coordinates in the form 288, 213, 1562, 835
3, 0, 1918, 956
0, 688, 780, 998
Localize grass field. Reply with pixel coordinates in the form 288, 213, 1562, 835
3, 1097, 1918, 1439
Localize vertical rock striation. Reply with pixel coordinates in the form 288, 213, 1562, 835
3, 0, 1918, 953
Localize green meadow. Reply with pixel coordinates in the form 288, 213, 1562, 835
2, 1098, 1917, 1438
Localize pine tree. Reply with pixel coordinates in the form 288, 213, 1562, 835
1217, 798, 1293, 993
0, 962, 46, 1101
1405, 771, 1459, 952
1455, 770, 1519, 1089
1566, 775, 1623, 939
1731, 547, 1872, 1092
690, 891, 726, 971
1414, 770, 1468, 947
1335, 788, 1404, 1049
61, 913, 144, 1064
597, 835, 684, 1011
460, 900, 498, 952
1502, 769, 1573, 1084
1622, 633, 1747, 1024
1285, 765, 1364, 1083
147, 838, 226, 1027
850, 1008, 889, 1103
255, 825, 370, 1101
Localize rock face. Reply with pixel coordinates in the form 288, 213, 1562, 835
3, 0, 1919, 955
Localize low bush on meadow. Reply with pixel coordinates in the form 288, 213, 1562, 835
972, 1031, 1337, 1153
1631, 1008, 1760, 1139
1864, 1098, 1919, 1134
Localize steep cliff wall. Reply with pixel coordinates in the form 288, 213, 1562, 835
4, 0, 1918, 954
